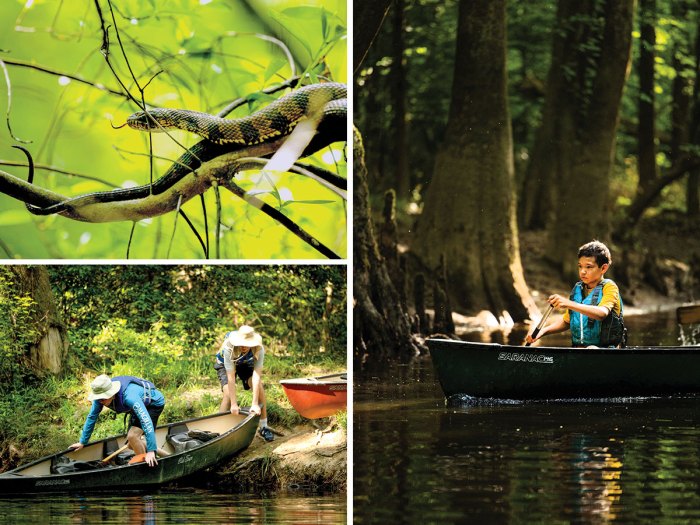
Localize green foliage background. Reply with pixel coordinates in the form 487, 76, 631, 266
0, 0, 347, 259
0, 264, 347, 462
356, 0, 695, 217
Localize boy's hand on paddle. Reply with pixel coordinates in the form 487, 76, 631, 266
525, 328, 544, 344
548, 294, 569, 310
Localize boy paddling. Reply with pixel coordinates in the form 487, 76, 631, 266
526, 240, 626, 348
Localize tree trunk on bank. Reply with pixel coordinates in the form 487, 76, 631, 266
519, 1, 571, 231
413, 0, 537, 322
670, 1, 691, 170
391, 0, 410, 200
637, 0, 658, 196
547, 0, 635, 279
353, 128, 419, 362
10, 266, 67, 374
354, 0, 394, 76
689, 9, 700, 217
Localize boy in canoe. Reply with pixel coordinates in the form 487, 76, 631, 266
214, 325, 274, 442
526, 240, 626, 347
69, 374, 165, 467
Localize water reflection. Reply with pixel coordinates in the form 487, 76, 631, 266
354, 311, 700, 524
0, 490, 346, 524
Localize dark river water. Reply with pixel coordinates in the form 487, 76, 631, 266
0, 490, 346, 524
354, 310, 700, 524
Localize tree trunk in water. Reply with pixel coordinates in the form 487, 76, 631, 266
637, 0, 658, 196
413, 0, 537, 322
353, 128, 418, 362
547, 0, 635, 279
10, 266, 67, 374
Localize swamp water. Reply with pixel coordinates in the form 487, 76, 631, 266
354, 310, 700, 524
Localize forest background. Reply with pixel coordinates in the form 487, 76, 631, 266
0, 264, 347, 469
0, 0, 347, 259
354, 0, 700, 359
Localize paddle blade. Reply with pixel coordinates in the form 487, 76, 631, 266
128, 453, 147, 465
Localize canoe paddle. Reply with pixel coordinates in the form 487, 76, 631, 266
99, 443, 130, 465
525, 303, 554, 346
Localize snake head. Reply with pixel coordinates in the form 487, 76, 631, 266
127, 108, 171, 132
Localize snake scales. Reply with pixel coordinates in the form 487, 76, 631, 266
25, 82, 347, 217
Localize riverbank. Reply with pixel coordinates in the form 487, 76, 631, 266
214, 422, 346, 493
175, 385, 346, 493
166, 418, 347, 494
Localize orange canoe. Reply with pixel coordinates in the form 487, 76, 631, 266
280, 372, 348, 419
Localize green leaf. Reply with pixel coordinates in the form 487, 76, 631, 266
0, 210, 31, 226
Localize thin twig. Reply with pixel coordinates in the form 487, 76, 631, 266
1, 58, 127, 99
0, 58, 31, 143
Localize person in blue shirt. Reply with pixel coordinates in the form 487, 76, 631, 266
69, 374, 166, 467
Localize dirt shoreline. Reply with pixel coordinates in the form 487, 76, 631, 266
181, 422, 347, 493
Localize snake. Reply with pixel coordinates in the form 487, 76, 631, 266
24, 82, 347, 217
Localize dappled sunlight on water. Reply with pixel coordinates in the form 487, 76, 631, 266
0, 490, 346, 524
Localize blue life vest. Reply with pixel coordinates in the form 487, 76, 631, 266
568, 279, 625, 347
110, 375, 157, 412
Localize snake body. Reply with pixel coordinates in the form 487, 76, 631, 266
127, 82, 347, 145
26, 82, 347, 217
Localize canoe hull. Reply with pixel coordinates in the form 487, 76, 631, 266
281, 373, 347, 419
0, 411, 258, 494
428, 339, 700, 400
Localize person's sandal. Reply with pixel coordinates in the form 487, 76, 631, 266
258, 427, 274, 442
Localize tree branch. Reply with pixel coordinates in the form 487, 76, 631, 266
615, 155, 700, 238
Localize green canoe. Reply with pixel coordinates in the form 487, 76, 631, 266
428, 338, 700, 400
0, 411, 258, 494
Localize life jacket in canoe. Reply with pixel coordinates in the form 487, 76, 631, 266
569, 279, 627, 348
110, 375, 157, 412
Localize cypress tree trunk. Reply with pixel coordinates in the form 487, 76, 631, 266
413, 0, 537, 322
353, 128, 419, 362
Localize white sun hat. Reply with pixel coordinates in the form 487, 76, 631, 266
87, 374, 121, 401
228, 325, 263, 347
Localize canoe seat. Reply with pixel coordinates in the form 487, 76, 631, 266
166, 429, 220, 454
51, 456, 105, 474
